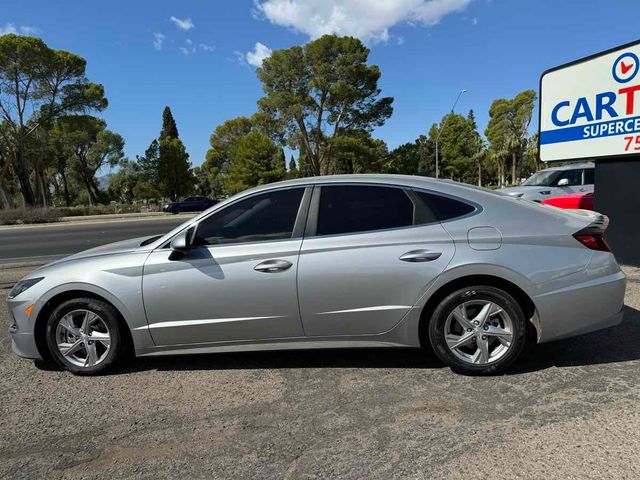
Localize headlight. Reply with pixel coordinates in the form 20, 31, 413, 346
8, 277, 44, 299
509, 193, 524, 198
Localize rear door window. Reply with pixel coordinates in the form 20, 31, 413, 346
317, 185, 414, 236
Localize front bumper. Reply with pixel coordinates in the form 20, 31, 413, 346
7, 299, 42, 360
534, 268, 626, 343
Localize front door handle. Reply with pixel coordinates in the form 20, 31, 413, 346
399, 250, 442, 262
254, 259, 293, 273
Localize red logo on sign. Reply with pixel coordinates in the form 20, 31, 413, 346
621, 61, 634, 75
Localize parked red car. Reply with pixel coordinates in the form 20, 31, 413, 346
541, 192, 594, 210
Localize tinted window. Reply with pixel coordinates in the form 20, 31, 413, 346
583, 168, 594, 185
317, 186, 414, 236
416, 191, 475, 221
194, 188, 304, 245
557, 169, 582, 186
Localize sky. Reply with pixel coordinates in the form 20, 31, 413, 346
4, 0, 640, 169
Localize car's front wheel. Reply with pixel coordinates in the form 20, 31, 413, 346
45, 298, 124, 375
428, 285, 528, 375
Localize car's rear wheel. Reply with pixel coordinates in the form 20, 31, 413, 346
428, 286, 527, 375
45, 298, 124, 375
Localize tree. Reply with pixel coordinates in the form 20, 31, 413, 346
137, 139, 159, 183
51, 116, 124, 205
202, 116, 254, 197
221, 131, 283, 195
256, 34, 393, 176
384, 136, 433, 176
428, 111, 481, 183
485, 90, 536, 185
329, 130, 388, 174
160, 106, 179, 139
158, 137, 192, 200
0, 34, 107, 205
108, 159, 141, 203
522, 133, 542, 177
288, 155, 298, 178
156, 107, 192, 200
466, 110, 486, 186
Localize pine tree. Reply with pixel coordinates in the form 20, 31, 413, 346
159, 137, 192, 200
160, 106, 179, 139
289, 155, 298, 178
157, 107, 192, 199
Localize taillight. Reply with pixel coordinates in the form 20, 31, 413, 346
573, 215, 611, 252
573, 233, 610, 251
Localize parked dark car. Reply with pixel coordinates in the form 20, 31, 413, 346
163, 196, 217, 214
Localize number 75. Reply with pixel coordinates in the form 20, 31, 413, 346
624, 135, 640, 151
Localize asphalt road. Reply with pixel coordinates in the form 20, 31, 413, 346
1, 263, 639, 479
0, 217, 188, 264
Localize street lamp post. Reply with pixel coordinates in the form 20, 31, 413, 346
435, 89, 467, 179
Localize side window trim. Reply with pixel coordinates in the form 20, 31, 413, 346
405, 189, 438, 225
304, 185, 321, 237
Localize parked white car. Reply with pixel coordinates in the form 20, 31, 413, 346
499, 163, 594, 202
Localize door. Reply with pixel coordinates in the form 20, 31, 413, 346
142, 187, 310, 346
297, 184, 456, 337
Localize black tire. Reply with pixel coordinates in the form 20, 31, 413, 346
45, 298, 125, 375
428, 285, 527, 376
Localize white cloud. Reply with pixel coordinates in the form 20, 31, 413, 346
245, 42, 272, 67
199, 43, 215, 52
170, 16, 195, 31
153, 32, 165, 51
254, 0, 472, 43
0, 23, 41, 36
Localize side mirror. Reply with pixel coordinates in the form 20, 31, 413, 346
169, 228, 192, 259
557, 178, 569, 187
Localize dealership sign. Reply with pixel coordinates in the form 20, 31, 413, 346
540, 40, 640, 162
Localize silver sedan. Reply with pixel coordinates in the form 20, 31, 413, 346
8, 175, 626, 375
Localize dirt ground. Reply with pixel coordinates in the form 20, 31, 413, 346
1, 264, 639, 479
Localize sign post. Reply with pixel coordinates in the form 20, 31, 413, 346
539, 40, 640, 265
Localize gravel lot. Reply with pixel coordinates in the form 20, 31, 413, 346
1, 264, 639, 479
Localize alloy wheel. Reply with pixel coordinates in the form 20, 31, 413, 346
443, 300, 513, 365
54, 309, 112, 368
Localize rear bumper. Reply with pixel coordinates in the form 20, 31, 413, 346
534, 268, 626, 343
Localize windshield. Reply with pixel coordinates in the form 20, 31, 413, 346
522, 170, 560, 186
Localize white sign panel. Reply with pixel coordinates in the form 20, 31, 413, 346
540, 40, 640, 162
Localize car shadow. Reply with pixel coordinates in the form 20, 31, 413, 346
119, 305, 640, 375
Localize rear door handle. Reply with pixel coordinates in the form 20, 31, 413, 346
254, 259, 293, 273
399, 250, 442, 262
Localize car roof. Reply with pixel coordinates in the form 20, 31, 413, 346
542, 162, 594, 172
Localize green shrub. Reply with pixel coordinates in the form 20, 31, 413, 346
0, 208, 62, 225
56, 203, 161, 217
